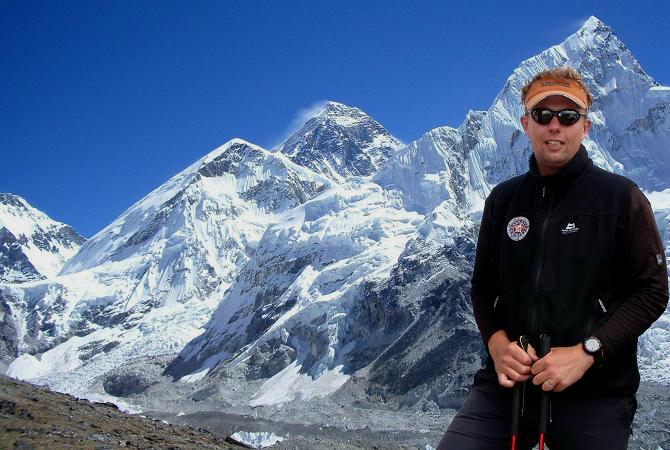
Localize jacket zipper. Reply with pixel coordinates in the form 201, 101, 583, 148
530, 184, 553, 336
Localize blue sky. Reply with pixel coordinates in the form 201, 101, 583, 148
2, 1, 669, 237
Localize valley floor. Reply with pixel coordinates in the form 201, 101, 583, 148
2, 374, 668, 449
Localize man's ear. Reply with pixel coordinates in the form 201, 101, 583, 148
582, 117, 591, 139
521, 115, 529, 134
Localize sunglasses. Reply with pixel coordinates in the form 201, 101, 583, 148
528, 108, 585, 126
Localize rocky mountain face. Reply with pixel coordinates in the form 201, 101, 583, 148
276, 101, 403, 182
0, 194, 84, 284
1, 16, 668, 448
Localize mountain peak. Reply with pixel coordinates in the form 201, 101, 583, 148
570, 15, 620, 49
277, 102, 402, 181
321, 100, 359, 115
0, 193, 84, 283
323, 100, 348, 110
199, 138, 259, 164
580, 16, 607, 34
299, 101, 377, 130
0, 193, 29, 210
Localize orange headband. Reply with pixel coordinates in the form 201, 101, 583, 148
524, 78, 588, 110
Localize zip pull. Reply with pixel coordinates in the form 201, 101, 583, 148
597, 299, 608, 314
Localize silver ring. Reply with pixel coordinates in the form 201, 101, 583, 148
546, 381, 554, 389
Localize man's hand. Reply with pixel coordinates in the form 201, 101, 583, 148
530, 344, 595, 392
488, 330, 538, 388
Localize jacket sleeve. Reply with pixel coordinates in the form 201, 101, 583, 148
471, 193, 503, 348
592, 186, 669, 360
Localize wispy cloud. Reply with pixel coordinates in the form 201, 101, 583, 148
268, 100, 329, 150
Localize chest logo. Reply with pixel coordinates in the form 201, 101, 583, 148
561, 222, 579, 235
507, 216, 530, 241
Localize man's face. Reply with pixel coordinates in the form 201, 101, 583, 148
520, 95, 591, 176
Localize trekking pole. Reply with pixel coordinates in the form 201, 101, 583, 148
510, 335, 529, 450
538, 334, 552, 450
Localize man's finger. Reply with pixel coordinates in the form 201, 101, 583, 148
532, 373, 549, 386
505, 357, 532, 376
498, 372, 514, 388
541, 380, 554, 392
531, 357, 547, 375
506, 367, 528, 382
510, 344, 532, 365
526, 344, 539, 362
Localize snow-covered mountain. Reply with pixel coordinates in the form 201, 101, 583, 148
0, 193, 84, 284
0, 139, 331, 377
166, 180, 425, 398
477, 16, 669, 190
1, 16, 668, 429
375, 16, 670, 221
276, 101, 403, 182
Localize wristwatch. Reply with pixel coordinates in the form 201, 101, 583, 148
583, 336, 603, 364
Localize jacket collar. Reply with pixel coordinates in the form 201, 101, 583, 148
528, 144, 592, 186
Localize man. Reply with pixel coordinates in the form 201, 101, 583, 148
437, 67, 668, 450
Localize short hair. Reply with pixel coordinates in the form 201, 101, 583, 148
521, 67, 593, 109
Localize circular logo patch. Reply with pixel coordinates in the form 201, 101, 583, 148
507, 216, 530, 241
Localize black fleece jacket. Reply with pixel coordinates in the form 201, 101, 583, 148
472, 145, 668, 397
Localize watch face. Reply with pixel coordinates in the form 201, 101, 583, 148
585, 337, 601, 353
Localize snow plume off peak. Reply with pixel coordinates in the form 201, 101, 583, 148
271, 100, 330, 150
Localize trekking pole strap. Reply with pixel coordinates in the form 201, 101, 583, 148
510, 335, 529, 450
537, 334, 552, 450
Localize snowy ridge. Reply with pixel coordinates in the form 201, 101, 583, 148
62, 139, 331, 274
0, 193, 84, 283
374, 125, 485, 215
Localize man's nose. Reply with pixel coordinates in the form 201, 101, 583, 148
547, 116, 561, 131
